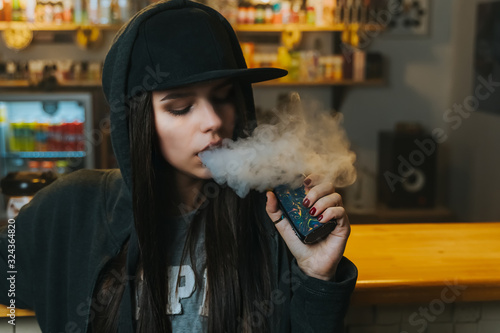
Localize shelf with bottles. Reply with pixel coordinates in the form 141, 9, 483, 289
0, 0, 386, 36
0, 79, 103, 87
3, 151, 86, 158
0, 0, 136, 27
0, 58, 102, 87
5, 120, 87, 153
241, 43, 384, 87
237, 23, 383, 32
0, 1, 387, 90
0, 48, 384, 88
0, 77, 384, 88
0, 100, 88, 161
0, 21, 383, 32
9, 159, 79, 177
0, 21, 121, 30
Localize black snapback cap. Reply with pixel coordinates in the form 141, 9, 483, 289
126, 6, 287, 97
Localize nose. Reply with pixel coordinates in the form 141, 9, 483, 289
199, 99, 222, 133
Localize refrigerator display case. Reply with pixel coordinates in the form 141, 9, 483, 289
0, 92, 95, 222
0, 92, 94, 177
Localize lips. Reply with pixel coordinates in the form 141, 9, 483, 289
198, 140, 222, 155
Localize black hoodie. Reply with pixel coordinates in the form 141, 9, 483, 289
0, 0, 358, 332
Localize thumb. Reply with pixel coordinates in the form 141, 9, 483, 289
265, 191, 305, 251
265, 191, 282, 221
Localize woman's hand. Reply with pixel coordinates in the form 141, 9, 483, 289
265, 174, 350, 281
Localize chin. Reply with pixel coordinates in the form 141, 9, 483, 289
185, 164, 213, 180
197, 168, 213, 180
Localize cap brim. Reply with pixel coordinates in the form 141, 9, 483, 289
149, 67, 288, 93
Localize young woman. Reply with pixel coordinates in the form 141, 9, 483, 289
0, 0, 357, 332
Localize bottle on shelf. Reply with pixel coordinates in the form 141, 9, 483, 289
281, 1, 291, 24
332, 55, 344, 80
61, 121, 73, 151
237, 3, 247, 25
55, 159, 68, 174
255, 4, 264, 24
3, 0, 13, 21
297, 1, 306, 24
43, 0, 54, 23
262, 4, 272, 24
28, 160, 41, 172
313, 0, 324, 26
74, 0, 83, 23
47, 121, 57, 151
75, 121, 85, 151
12, 0, 21, 21
40, 160, 55, 173
118, 0, 130, 23
301, 50, 320, 81
240, 42, 255, 68
88, 0, 99, 24
14, 121, 29, 152
26, 0, 36, 22
53, 121, 63, 151
290, 0, 300, 24
99, 0, 111, 24
110, 0, 121, 24
53, 1, 64, 24
26, 121, 36, 151
353, 49, 366, 81
323, 0, 335, 25
247, 4, 255, 24
277, 46, 291, 76
62, 0, 73, 22
34, 121, 49, 151
306, 5, 315, 24
0, 103, 7, 155
9, 122, 19, 152
35, 0, 44, 22
288, 51, 300, 81
271, 0, 281, 24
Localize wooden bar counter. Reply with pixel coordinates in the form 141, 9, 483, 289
3, 222, 500, 318
345, 222, 500, 305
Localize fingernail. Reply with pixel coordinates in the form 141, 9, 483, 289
318, 215, 323, 222
303, 198, 310, 208
309, 207, 316, 216
304, 178, 311, 186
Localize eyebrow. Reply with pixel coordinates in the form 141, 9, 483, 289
160, 80, 233, 101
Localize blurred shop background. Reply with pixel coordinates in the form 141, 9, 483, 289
0, 0, 499, 223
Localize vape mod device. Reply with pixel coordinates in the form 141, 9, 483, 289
273, 184, 337, 244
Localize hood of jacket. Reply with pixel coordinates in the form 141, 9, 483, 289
101, 0, 268, 193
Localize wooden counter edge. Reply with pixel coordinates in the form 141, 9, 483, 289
1, 306, 35, 318
350, 282, 500, 305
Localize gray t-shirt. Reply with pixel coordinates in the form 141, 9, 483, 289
135, 210, 207, 331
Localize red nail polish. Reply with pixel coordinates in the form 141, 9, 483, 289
304, 178, 311, 186
303, 198, 310, 207
309, 207, 316, 215
318, 215, 323, 222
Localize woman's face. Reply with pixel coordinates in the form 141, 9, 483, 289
152, 78, 236, 180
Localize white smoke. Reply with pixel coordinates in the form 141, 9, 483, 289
199, 92, 357, 198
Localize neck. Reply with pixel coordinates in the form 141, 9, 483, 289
174, 171, 205, 214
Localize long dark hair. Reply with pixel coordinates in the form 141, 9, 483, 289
90, 82, 273, 332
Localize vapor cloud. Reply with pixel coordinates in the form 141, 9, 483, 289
199, 93, 357, 197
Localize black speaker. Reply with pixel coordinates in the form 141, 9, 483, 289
377, 131, 437, 208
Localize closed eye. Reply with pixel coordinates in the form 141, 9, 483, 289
165, 105, 192, 116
